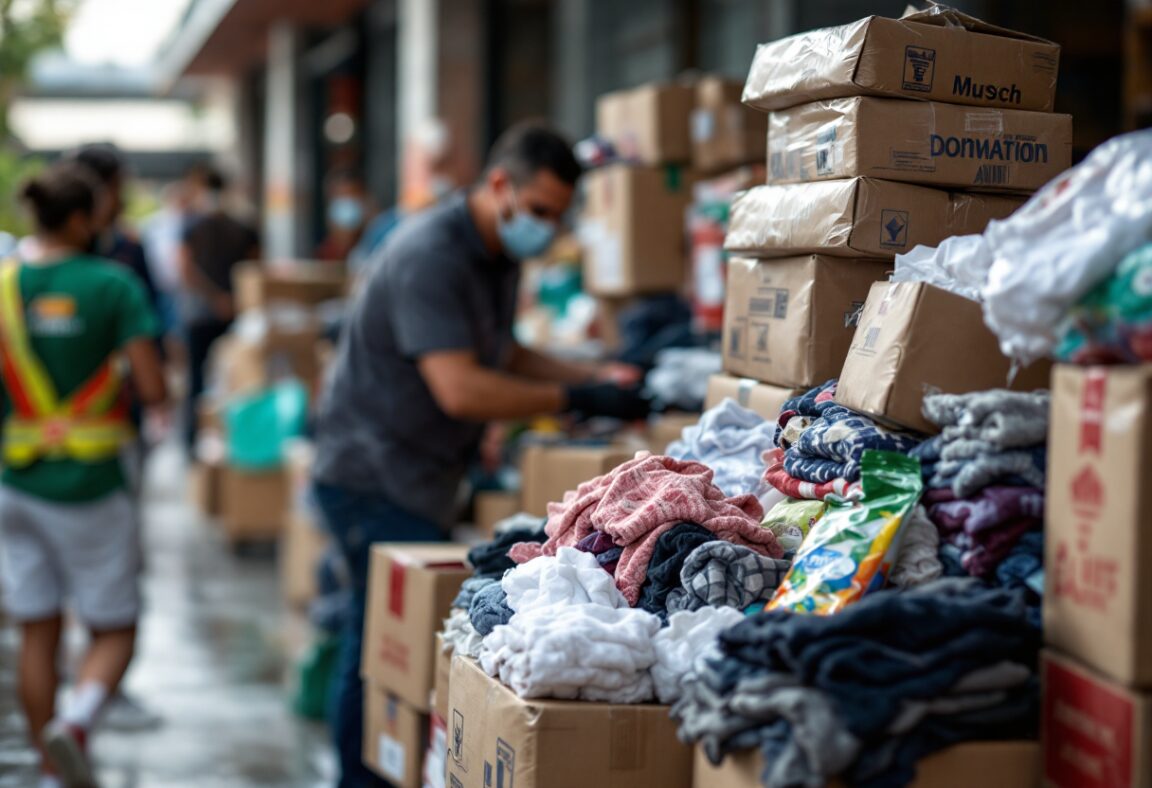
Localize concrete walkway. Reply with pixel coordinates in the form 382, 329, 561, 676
0, 445, 334, 787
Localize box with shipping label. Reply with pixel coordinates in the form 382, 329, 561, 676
280, 509, 329, 610
580, 164, 694, 297
233, 261, 348, 314
446, 657, 693, 788
836, 282, 1052, 433
725, 178, 1024, 259
692, 76, 769, 174
1046, 366, 1152, 688
219, 465, 288, 540
362, 544, 471, 711
434, 634, 453, 724
743, 9, 1060, 113
474, 490, 521, 539
694, 740, 1041, 788
722, 256, 890, 389
766, 97, 1072, 193
364, 682, 430, 788
596, 82, 694, 165
425, 711, 449, 788
704, 374, 802, 421
519, 443, 635, 517
1042, 651, 1152, 788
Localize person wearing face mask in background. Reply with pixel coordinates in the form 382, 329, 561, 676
316, 172, 372, 264
312, 122, 650, 788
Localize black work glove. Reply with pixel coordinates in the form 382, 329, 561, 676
565, 383, 652, 421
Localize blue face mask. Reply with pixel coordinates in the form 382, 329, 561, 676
497, 190, 556, 260
328, 197, 365, 230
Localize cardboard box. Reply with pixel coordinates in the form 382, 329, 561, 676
767, 97, 1072, 193
519, 444, 635, 517
725, 178, 1024, 259
743, 9, 1060, 112
596, 82, 694, 165
694, 741, 1041, 788
280, 509, 328, 610
234, 261, 347, 313
580, 164, 694, 296
1046, 366, 1152, 688
212, 325, 322, 397
219, 466, 288, 540
426, 712, 449, 788
647, 413, 700, 454
837, 282, 1052, 433
447, 657, 693, 788
197, 398, 224, 434
1042, 651, 1152, 788
692, 76, 769, 174
362, 544, 471, 711
474, 491, 521, 538
722, 256, 890, 389
364, 682, 429, 788
434, 635, 452, 723
189, 459, 223, 519
705, 374, 801, 420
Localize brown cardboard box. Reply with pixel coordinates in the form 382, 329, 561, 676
189, 459, 224, 519
362, 544, 471, 711
596, 82, 694, 165
474, 491, 521, 538
447, 657, 692, 788
363, 682, 429, 788
233, 261, 347, 313
725, 178, 1024, 259
743, 9, 1060, 112
433, 635, 452, 723
519, 444, 635, 517
705, 374, 802, 420
219, 465, 288, 540
837, 282, 1052, 433
766, 97, 1072, 193
1046, 366, 1152, 688
723, 256, 890, 389
280, 509, 328, 610
197, 399, 224, 434
692, 76, 769, 174
695, 741, 1041, 787
647, 413, 700, 454
581, 164, 693, 296
212, 325, 322, 397
1042, 651, 1152, 788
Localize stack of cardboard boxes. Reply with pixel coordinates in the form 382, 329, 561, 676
361, 544, 471, 787
718, 8, 1071, 433
1042, 366, 1152, 788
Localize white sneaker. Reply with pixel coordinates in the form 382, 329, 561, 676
99, 691, 164, 733
41, 719, 97, 788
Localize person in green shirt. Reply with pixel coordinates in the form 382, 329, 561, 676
0, 163, 167, 788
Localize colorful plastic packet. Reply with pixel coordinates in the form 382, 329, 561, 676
767, 450, 923, 615
762, 497, 828, 554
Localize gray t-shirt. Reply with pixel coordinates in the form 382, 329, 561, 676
313, 193, 519, 526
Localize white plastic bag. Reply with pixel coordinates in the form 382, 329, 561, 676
982, 129, 1152, 363
892, 234, 991, 302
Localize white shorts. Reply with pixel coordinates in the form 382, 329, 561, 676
0, 486, 141, 629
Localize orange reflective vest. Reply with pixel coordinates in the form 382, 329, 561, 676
0, 263, 132, 467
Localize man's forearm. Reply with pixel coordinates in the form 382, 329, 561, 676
507, 344, 596, 385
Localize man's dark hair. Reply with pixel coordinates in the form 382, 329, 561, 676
67, 143, 124, 185
487, 122, 582, 187
21, 162, 100, 232
187, 162, 227, 193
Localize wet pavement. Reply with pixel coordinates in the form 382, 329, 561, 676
0, 445, 335, 787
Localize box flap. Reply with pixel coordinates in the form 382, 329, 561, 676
901, 2, 1057, 45
377, 543, 470, 570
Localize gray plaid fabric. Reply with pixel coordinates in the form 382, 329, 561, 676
666, 541, 791, 613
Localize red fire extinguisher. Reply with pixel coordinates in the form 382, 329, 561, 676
690, 203, 728, 334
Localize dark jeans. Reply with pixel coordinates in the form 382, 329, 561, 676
312, 481, 447, 788
183, 318, 231, 453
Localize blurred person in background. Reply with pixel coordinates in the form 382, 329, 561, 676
313, 122, 647, 788
0, 163, 167, 788
316, 170, 372, 264
142, 180, 196, 351
177, 167, 260, 456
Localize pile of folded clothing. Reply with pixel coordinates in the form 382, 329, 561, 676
763, 381, 922, 503
910, 390, 1047, 625
674, 578, 1041, 788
